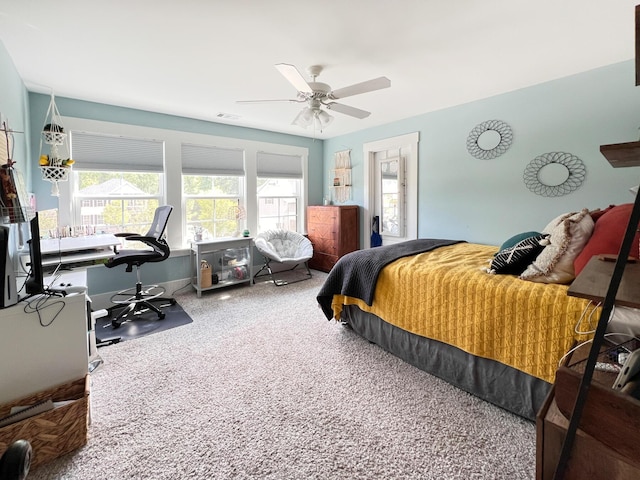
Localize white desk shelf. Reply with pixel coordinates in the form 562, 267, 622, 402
39, 234, 120, 267
190, 237, 253, 297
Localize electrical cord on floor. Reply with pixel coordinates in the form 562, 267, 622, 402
22, 293, 66, 327
557, 331, 639, 367
170, 281, 192, 296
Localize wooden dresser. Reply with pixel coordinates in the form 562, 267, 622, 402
307, 205, 359, 272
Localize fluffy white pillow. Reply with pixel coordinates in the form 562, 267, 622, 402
520, 209, 594, 284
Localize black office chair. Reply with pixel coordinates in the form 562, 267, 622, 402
104, 205, 176, 328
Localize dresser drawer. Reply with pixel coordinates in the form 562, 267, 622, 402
309, 238, 337, 255
307, 206, 338, 225
309, 252, 338, 272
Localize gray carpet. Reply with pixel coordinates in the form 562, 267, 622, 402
28, 272, 536, 479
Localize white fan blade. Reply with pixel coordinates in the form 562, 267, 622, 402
325, 102, 371, 119
330, 76, 391, 99
275, 63, 313, 93
236, 99, 302, 104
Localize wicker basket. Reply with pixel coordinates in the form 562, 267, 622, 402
200, 261, 212, 288
42, 130, 67, 145
0, 376, 89, 468
40, 165, 70, 183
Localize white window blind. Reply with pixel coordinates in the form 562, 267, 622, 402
70, 131, 164, 172
181, 143, 245, 176
257, 152, 302, 178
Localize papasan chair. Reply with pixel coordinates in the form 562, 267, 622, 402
253, 229, 313, 286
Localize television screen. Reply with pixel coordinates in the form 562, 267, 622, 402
25, 212, 45, 296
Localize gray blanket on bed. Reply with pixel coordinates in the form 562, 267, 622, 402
316, 238, 464, 319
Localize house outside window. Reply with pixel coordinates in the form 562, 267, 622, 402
256, 178, 299, 232
256, 152, 303, 233
73, 171, 163, 234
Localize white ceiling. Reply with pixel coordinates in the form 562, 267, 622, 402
0, 1, 637, 139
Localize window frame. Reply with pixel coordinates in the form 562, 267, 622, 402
56, 117, 309, 250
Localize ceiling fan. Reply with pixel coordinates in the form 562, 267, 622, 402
237, 64, 391, 131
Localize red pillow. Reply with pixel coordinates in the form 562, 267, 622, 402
589, 204, 616, 222
574, 203, 640, 275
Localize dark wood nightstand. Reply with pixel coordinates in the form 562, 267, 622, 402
536, 340, 640, 479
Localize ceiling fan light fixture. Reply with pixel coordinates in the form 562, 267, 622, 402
239, 63, 391, 132
316, 109, 333, 128
292, 107, 314, 128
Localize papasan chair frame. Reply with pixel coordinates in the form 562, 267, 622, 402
253, 229, 313, 286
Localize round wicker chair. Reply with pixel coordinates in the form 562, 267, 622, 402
253, 229, 313, 286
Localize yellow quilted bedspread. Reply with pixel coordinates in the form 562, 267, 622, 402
332, 243, 597, 383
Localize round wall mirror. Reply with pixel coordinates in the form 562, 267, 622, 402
476, 129, 501, 151
523, 152, 586, 197
537, 162, 570, 187
466, 120, 513, 160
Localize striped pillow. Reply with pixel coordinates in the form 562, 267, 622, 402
490, 234, 549, 275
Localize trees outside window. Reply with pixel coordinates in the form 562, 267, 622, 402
183, 175, 244, 240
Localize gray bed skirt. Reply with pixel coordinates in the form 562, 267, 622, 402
340, 304, 550, 421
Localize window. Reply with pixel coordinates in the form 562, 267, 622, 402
181, 144, 245, 241
59, 117, 310, 250
364, 132, 419, 247
69, 131, 164, 236
183, 175, 244, 240
74, 171, 162, 233
379, 157, 404, 237
257, 178, 300, 231
256, 152, 303, 233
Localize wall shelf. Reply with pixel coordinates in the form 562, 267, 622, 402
600, 141, 640, 168
567, 257, 640, 308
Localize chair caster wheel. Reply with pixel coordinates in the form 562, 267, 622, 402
159, 313, 166, 320
0, 440, 32, 480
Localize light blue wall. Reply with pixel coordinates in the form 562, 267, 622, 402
27, 93, 324, 210
324, 60, 640, 246
4, 34, 640, 293
0, 42, 31, 189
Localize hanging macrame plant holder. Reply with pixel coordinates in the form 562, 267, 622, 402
39, 93, 72, 196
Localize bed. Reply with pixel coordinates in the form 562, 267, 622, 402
315, 207, 626, 420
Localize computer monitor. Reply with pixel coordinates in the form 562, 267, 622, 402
25, 212, 45, 296
0, 225, 17, 307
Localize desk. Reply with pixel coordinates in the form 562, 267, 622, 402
40, 234, 120, 267
0, 293, 89, 404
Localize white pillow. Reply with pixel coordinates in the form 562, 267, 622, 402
520, 209, 594, 284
